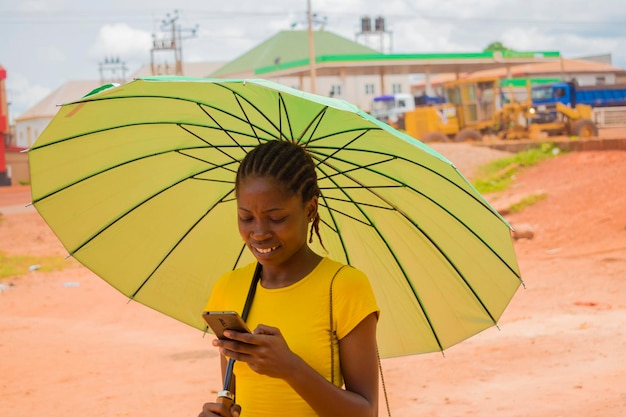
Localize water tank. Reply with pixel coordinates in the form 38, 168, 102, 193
361, 16, 372, 33
374, 16, 385, 32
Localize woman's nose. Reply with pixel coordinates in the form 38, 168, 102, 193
250, 223, 271, 240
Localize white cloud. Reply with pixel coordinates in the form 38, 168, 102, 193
34, 44, 68, 64
2, 0, 625, 119
501, 27, 556, 52
88, 23, 152, 64
5, 73, 51, 122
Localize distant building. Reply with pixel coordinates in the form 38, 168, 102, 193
13, 80, 104, 150
11, 28, 599, 185
410, 58, 626, 97
209, 30, 562, 112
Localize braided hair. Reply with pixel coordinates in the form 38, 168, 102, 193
236, 140, 324, 248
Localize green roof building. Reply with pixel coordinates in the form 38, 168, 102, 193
209, 29, 561, 112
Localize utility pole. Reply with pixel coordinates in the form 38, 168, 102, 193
98, 56, 128, 84
151, 10, 198, 76
307, 0, 317, 94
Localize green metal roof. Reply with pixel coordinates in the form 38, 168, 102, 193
500, 77, 562, 87
254, 51, 562, 75
210, 30, 379, 77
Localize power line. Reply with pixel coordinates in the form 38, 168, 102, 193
0, 9, 624, 26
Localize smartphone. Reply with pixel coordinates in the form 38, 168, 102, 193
202, 311, 251, 339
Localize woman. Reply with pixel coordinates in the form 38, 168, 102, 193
199, 140, 380, 417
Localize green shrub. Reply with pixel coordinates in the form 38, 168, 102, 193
508, 193, 548, 213
0, 251, 71, 279
472, 142, 564, 194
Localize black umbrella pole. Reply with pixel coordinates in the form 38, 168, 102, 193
216, 358, 236, 411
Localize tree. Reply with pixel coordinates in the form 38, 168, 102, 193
484, 41, 516, 53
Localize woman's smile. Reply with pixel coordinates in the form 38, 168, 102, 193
253, 245, 279, 254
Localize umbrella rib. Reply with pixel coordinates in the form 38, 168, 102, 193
320, 195, 395, 211
231, 243, 249, 272
308, 144, 515, 252
317, 192, 351, 263
57, 156, 240, 256
314, 162, 446, 351
31, 144, 239, 204
318, 158, 511, 327
196, 103, 262, 151
277, 93, 294, 142
213, 83, 292, 142
231, 95, 262, 143
298, 105, 329, 147
179, 122, 251, 165
317, 202, 374, 227
313, 139, 522, 318
214, 82, 335, 146
130, 189, 234, 299
310, 130, 369, 166
309, 144, 494, 210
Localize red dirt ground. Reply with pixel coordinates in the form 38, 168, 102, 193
1, 147, 625, 417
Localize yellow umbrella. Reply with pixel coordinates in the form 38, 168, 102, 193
29, 76, 522, 358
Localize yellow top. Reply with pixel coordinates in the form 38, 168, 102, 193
206, 257, 379, 417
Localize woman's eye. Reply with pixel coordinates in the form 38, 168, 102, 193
239, 216, 253, 223
270, 217, 287, 223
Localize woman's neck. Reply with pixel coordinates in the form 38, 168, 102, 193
260, 250, 323, 289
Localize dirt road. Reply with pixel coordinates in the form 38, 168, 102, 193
1, 146, 625, 417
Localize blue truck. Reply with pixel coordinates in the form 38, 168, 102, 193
532, 81, 626, 108
528, 82, 626, 134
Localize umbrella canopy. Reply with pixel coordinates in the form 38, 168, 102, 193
29, 76, 522, 358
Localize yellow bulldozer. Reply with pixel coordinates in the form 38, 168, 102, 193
390, 77, 598, 142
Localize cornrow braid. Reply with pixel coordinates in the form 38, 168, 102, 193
236, 140, 325, 249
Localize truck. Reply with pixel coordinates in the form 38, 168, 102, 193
370, 92, 445, 129
531, 81, 626, 109
529, 82, 626, 135
371, 77, 599, 141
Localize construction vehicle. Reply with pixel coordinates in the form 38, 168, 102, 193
372, 77, 599, 141
370, 92, 445, 128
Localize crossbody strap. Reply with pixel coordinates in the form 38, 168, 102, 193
242, 262, 262, 322
329, 265, 392, 416
222, 262, 262, 392
328, 265, 347, 384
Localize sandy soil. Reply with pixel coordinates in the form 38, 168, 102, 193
1, 146, 625, 417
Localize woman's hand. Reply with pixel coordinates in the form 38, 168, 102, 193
198, 400, 241, 417
213, 324, 301, 379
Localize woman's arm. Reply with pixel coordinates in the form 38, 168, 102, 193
217, 312, 379, 417
285, 312, 379, 417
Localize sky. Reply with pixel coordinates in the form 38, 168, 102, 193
1, 0, 625, 121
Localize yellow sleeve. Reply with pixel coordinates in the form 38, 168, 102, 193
205, 272, 230, 312
332, 266, 380, 340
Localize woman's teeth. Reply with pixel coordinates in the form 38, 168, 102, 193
256, 247, 277, 254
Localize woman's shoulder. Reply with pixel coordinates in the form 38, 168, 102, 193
321, 257, 369, 284
216, 262, 258, 287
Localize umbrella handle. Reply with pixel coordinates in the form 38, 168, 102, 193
216, 389, 234, 413
215, 357, 236, 415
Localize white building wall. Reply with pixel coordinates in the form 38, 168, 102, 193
15, 117, 50, 149
570, 73, 616, 86
267, 73, 414, 113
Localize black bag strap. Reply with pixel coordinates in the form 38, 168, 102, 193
223, 263, 262, 393
241, 262, 262, 322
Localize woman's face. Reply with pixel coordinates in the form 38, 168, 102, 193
236, 176, 317, 268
